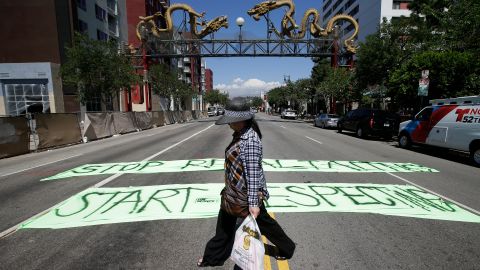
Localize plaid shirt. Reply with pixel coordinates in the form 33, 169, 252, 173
225, 127, 269, 207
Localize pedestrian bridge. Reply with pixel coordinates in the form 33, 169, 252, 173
142, 38, 338, 58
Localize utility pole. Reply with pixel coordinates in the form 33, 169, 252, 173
330, 26, 339, 114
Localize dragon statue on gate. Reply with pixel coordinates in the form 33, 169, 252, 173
136, 4, 228, 40
247, 0, 359, 53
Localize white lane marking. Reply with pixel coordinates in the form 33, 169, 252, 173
93, 124, 214, 188
0, 206, 54, 239
387, 172, 480, 216
280, 125, 286, 129
0, 124, 214, 239
305, 136, 323, 145
0, 154, 83, 178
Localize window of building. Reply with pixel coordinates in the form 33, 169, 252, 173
344, 0, 356, 11
105, 95, 114, 111
336, 7, 344, 15
78, 19, 88, 33
97, 29, 108, 41
108, 15, 117, 34
325, 9, 333, 19
86, 93, 102, 112
393, 1, 411, 10
4, 83, 50, 116
95, 4, 107, 21
345, 18, 358, 33
77, 0, 86, 11
107, 0, 116, 12
348, 5, 359, 16
323, 0, 333, 12
333, 0, 344, 12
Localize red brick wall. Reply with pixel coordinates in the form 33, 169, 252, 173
205, 69, 213, 92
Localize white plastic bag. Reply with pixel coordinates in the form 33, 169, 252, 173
230, 215, 265, 270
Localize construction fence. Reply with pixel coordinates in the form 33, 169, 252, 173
0, 111, 207, 159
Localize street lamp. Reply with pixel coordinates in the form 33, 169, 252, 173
236, 17, 245, 41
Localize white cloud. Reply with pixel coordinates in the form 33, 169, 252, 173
214, 78, 283, 97
233, 78, 244, 84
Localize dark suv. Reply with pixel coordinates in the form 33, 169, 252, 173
337, 108, 400, 139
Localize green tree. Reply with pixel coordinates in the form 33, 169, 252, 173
407, 0, 451, 49
311, 58, 330, 85
294, 78, 315, 114
61, 33, 139, 106
218, 92, 229, 106
310, 59, 331, 113
250, 97, 263, 108
390, 51, 479, 103
327, 68, 355, 102
314, 67, 356, 113
407, 0, 480, 54
444, 0, 480, 55
173, 80, 195, 103
204, 89, 228, 106
149, 63, 194, 111
354, 0, 480, 111
149, 63, 178, 110
355, 18, 414, 94
267, 86, 289, 110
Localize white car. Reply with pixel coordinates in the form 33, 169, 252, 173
281, 110, 297, 119
207, 106, 218, 117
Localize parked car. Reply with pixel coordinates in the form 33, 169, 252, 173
281, 110, 297, 119
397, 98, 480, 166
314, 113, 340, 128
337, 108, 400, 139
250, 107, 258, 113
207, 106, 218, 117
217, 107, 225, 115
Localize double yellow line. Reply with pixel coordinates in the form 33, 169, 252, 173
262, 212, 290, 270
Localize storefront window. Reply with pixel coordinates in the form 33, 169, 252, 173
4, 83, 50, 116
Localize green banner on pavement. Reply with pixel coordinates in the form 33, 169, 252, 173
42, 159, 438, 181
21, 183, 479, 229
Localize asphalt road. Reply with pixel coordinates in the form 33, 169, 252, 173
0, 113, 479, 269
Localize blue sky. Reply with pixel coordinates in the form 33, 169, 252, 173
171, 0, 323, 97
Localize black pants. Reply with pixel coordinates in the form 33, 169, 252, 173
201, 204, 295, 268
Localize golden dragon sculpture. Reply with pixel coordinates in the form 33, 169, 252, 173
247, 0, 359, 53
136, 4, 228, 40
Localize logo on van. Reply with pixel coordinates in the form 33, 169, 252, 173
455, 109, 471, 122
455, 108, 480, 122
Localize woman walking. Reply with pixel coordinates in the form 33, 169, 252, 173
197, 102, 295, 269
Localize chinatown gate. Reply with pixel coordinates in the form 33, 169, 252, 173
126, 0, 359, 113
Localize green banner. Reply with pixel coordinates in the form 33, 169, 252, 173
42, 159, 438, 181
21, 183, 479, 229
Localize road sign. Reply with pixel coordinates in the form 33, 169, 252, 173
418, 70, 430, 96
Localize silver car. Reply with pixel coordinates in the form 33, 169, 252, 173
314, 113, 340, 128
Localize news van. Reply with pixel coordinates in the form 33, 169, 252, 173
397, 96, 480, 166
